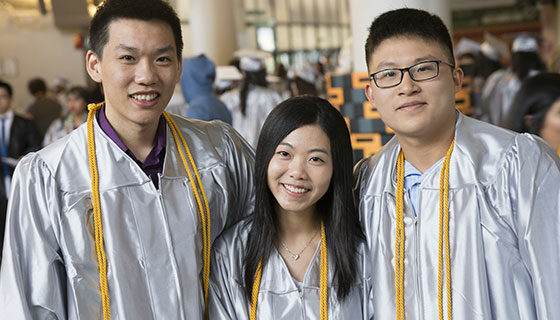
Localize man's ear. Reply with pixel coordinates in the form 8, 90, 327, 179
452, 66, 464, 93
175, 56, 182, 84
364, 82, 375, 107
86, 50, 103, 83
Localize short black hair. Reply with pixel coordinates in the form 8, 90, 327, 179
365, 8, 455, 70
89, 0, 183, 60
0, 80, 13, 97
28, 78, 47, 95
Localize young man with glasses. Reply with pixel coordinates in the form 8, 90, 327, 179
355, 8, 560, 319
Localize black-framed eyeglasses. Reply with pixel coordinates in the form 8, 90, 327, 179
369, 60, 455, 89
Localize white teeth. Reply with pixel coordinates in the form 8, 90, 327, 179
283, 184, 308, 194
131, 93, 158, 101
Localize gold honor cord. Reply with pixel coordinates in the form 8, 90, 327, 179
162, 111, 212, 317
86, 102, 110, 320
395, 151, 405, 320
86, 104, 211, 319
250, 222, 329, 320
394, 139, 455, 320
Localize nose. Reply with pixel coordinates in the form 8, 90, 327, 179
398, 70, 420, 96
135, 58, 157, 86
288, 158, 307, 180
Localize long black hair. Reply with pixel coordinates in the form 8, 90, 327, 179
239, 69, 268, 116
243, 96, 364, 301
507, 72, 560, 134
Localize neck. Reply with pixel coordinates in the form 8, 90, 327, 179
105, 108, 160, 163
397, 116, 456, 173
276, 207, 320, 240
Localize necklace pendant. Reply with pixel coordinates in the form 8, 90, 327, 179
291, 254, 300, 261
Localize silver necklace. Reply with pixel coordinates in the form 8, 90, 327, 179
280, 228, 320, 261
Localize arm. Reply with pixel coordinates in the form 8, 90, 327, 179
511, 137, 560, 319
208, 246, 242, 320
0, 154, 66, 319
222, 124, 255, 228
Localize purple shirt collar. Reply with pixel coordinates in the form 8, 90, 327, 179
97, 104, 167, 188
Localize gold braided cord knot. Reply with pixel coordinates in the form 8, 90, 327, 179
86, 106, 211, 319
395, 139, 455, 320
250, 221, 328, 320
86, 102, 111, 320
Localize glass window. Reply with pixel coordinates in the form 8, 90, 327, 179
257, 27, 276, 52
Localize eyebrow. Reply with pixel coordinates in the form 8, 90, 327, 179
375, 55, 440, 70
116, 44, 174, 54
278, 142, 330, 155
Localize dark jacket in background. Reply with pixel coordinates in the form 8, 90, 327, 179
180, 54, 232, 125
27, 97, 62, 141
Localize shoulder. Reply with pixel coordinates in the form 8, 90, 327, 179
250, 87, 281, 102
170, 113, 248, 149
454, 114, 556, 185
12, 114, 35, 127
212, 218, 251, 258
353, 136, 400, 196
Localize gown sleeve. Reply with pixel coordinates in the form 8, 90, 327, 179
222, 124, 255, 228
208, 243, 243, 320
500, 135, 560, 319
0, 153, 67, 319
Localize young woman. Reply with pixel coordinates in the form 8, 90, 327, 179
209, 96, 373, 319
507, 72, 560, 156
42, 86, 89, 146
220, 56, 282, 147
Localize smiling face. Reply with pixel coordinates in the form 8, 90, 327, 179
86, 18, 181, 132
365, 36, 463, 141
267, 124, 333, 217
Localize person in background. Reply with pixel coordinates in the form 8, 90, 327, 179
50, 77, 69, 111
43, 86, 90, 146
221, 56, 282, 147
357, 8, 560, 319
209, 96, 372, 319
26, 77, 63, 141
0, 80, 40, 264
180, 54, 232, 124
507, 72, 560, 156
289, 65, 320, 97
481, 34, 546, 127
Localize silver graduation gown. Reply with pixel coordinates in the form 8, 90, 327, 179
354, 113, 560, 319
0, 113, 255, 319
208, 220, 375, 320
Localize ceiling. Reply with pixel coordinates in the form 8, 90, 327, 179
2, 0, 51, 10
